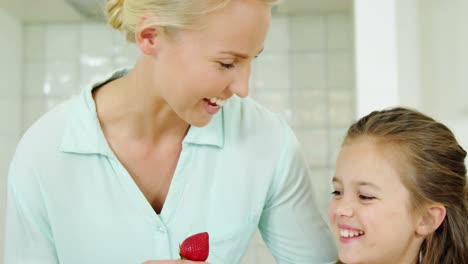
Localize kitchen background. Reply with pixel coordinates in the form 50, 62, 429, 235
0, 0, 467, 263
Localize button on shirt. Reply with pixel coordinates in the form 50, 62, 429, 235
5, 70, 337, 264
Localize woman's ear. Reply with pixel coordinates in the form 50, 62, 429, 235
134, 14, 161, 55
415, 204, 446, 236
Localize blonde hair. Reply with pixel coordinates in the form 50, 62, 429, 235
343, 107, 467, 264
105, 0, 279, 42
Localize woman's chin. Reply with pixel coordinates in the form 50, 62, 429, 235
188, 116, 213, 128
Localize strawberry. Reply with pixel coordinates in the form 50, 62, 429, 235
179, 232, 209, 261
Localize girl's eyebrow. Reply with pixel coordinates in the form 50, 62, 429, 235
332, 177, 381, 190
356, 181, 381, 190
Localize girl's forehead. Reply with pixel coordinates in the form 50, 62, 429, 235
335, 147, 407, 189
340, 138, 405, 169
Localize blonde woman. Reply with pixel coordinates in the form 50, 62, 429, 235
4, 0, 337, 263
330, 107, 467, 264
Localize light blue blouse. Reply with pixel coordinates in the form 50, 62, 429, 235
5, 70, 337, 264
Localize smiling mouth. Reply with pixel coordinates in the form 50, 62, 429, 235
204, 97, 226, 107
339, 229, 365, 238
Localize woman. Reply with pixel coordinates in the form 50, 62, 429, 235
4, 0, 337, 263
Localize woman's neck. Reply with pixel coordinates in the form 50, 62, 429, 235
93, 65, 189, 145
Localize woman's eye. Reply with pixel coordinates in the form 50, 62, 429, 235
219, 62, 235, 69
359, 195, 375, 200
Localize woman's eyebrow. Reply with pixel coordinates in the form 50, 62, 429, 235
219, 47, 264, 59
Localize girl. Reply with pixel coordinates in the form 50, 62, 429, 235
330, 107, 467, 264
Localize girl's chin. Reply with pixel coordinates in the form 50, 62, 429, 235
339, 251, 365, 264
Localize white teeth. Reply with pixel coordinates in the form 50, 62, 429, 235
208, 97, 226, 107
339, 229, 364, 238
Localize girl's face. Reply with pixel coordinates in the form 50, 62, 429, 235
329, 137, 423, 264
148, 0, 271, 127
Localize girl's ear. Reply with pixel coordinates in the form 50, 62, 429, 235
415, 204, 446, 236
134, 14, 161, 55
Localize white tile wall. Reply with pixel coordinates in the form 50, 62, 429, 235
15, 13, 354, 263
45, 24, 80, 60
290, 16, 326, 51
24, 62, 46, 95
254, 54, 290, 91
290, 52, 327, 90
329, 90, 355, 127
24, 25, 47, 61
0, 98, 22, 137
0, 8, 23, 263
328, 128, 349, 166
327, 14, 354, 51
295, 128, 329, 167
292, 89, 327, 128
327, 51, 354, 88
24, 61, 79, 96
79, 24, 116, 58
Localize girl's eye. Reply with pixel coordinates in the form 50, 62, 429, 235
359, 195, 375, 200
219, 62, 235, 69
331, 190, 342, 196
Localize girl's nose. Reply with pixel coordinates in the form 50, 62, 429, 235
334, 200, 354, 217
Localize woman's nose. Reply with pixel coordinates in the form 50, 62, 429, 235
229, 82, 249, 98
228, 65, 251, 98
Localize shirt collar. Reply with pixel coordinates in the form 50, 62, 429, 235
183, 108, 224, 148
60, 69, 225, 156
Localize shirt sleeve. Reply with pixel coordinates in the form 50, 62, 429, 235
258, 119, 338, 264
4, 142, 59, 264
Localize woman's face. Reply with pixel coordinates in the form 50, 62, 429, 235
150, 0, 271, 127
329, 138, 422, 264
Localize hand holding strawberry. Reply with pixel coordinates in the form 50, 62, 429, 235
143, 261, 203, 264
179, 232, 209, 261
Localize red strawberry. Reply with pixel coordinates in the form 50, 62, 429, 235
179, 232, 209, 261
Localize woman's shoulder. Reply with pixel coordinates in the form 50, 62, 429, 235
8, 96, 80, 187
16, 96, 78, 157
